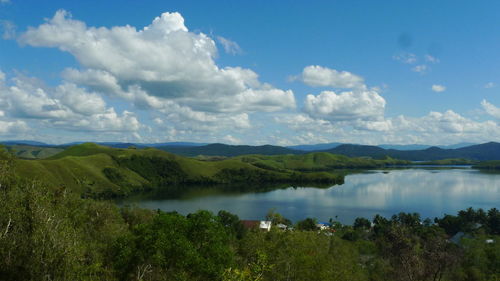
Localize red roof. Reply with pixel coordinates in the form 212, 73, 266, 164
241, 220, 260, 229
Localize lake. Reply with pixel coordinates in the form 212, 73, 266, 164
118, 168, 500, 224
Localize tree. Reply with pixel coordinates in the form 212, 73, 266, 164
487, 208, 500, 235
296, 218, 317, 231
218, 210, 246, 239
354, 217, 371, 230
265, 208, 292, 226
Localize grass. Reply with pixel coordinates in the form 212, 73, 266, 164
5, 145, 64, 159
15, 143, 348, 198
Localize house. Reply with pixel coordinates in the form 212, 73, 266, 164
241, 220, 260, 229
276, 223, 288, 230
240, 220, 272, 232
316, 222, 331, 231
259, 220, 272, 231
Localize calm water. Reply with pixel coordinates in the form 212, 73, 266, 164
119, 168, 500, 224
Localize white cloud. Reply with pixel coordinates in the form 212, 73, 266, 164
0, 0, 10, 4
481, 100, 500, 119
0, 74, 141, 132
298, 65, 365, 89
274, 113, 336, 133
19, 10, 295, 117
0, 120, 28, 134
217, 36, 242, 55
412, 64, 427, 73
277, 99, 500, 145
222, 134, 241, 144
484, 82, 496, 89
304, 89, 386, 122
393, 53, 417, 64
431, 84, 446, 92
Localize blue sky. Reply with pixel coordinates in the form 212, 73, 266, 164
1, 0, 500, 145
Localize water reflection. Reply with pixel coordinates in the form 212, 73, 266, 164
119, 169, 500, 224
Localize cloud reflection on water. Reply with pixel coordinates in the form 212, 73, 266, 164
125, 169, 500, 224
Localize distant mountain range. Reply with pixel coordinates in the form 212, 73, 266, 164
2, 140, 500, 160
159, 143, 300, 157
286, 142, 343, 151
159, 142, 500, 160
0, 140, 207, 148
378, 142, 477, 150
322, 142, 500, 161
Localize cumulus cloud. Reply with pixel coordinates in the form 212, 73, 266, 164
274, 113, 336, 133
0, 73, 140, 132
217, 36, 243, 55
298, 65, 365, 89
0, 120, 28, 134
279, 106, 500, 145
431, 84, 446, 92
18, 10, 295, 117
304, 90, 386, 122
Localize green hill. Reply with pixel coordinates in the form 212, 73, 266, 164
14, 143, 345, 198
234, 153, 409, 171
4, 144, 64, 159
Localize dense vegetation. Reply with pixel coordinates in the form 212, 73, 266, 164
473, 160, 500, 170
1, 147, 499, 280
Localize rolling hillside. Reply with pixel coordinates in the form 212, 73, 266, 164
4, 145, 64, 159
14, 143, 343, 198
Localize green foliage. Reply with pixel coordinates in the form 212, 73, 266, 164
473, 160, 500, 170
115, 155, 189, 185
296, 217, 318, 231
435, 207, 500, 235
112, 210, 233, 280
353, 217, 371, 230
218, 210, 246, 239
265, 208, 292, 226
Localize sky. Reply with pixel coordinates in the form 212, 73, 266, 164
1, 0, 500, 145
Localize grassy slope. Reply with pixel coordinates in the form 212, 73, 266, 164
5, 145, 64, 159
16, 143, 413, 198
16, 143, 345, 197
234, 152, 410, 171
